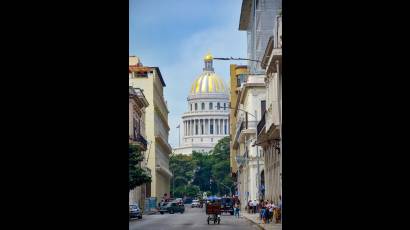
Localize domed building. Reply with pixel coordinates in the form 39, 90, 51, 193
173, 53, 230, 155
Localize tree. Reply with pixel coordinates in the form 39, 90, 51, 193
169, 137, 234, 197
129, 143, 151, 191
169, 154, 195, 197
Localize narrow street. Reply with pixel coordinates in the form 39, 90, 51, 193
129, 206, 260, 230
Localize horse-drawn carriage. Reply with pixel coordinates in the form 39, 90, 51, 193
205, 196, 221, 225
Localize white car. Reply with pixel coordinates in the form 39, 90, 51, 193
191, 200, 200, 208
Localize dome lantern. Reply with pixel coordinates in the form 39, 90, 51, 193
203, 52, 214, 71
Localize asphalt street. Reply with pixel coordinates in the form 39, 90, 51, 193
129, 206, 260, 230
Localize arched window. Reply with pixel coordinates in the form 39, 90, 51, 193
217, 102, 220, 110
223, 103, 226, 110
195, 103, 198, 111
209, 102, 213, 110
202, 103, 205, 110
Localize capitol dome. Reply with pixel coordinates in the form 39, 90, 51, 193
173, 53, 230, 155
190, 72, 228, 95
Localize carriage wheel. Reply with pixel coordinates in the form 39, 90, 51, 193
207, 216, 210, 225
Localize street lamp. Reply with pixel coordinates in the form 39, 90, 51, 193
176, 124, 181, 147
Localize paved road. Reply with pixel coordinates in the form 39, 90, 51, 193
129, 206, 260, 230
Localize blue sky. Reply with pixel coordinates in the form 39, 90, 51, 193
130, 0, 247, 148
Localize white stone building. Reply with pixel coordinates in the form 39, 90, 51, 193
258, 12, 282, 204
233, 74, 266, 206
173, 54, 230, 155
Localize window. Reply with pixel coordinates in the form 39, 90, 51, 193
202, 103, 205, 110
217, 103, 220, 110
223, 103, 226, 110
210, 120, 214, 134
195, 103, 198, 111
201, 120, 204, 135
261, 100, 266, 115
209, 102, 213, 110
237, 74, 248, 87
224, 122, 227, 134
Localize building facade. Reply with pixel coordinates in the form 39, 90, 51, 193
239, 0, 281, 74
229, 65, 248, 176
129, 86, 150, 208
232, 74, 266, 207
173, 54, 230, 155
230, 0, 282, 209
258, 12, 282, 204
129, 56, 172, 200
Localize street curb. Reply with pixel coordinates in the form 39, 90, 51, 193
241, 215, 265, 230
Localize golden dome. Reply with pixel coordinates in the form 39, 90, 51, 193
204, 53, 213, 61
190, 72, 227, 94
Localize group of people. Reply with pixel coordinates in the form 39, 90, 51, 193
247, 197, 282, 224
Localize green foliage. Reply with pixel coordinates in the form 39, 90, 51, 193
170, 137, 234, 197
129, 144, 151, 191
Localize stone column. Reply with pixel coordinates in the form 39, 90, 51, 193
214, 119, 217, 135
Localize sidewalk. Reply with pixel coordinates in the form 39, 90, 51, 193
241, 212, 282, 230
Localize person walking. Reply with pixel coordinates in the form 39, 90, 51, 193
234, 202, 240, 218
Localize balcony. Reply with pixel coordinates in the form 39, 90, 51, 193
238, 120, 258, 143
130, 133, 148, 151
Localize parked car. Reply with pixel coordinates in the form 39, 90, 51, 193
191, 200, 200, 208
184, 197, 193, 204
159, 201, 185, 214
129, 204, 142, 219
220, 198, 234, 215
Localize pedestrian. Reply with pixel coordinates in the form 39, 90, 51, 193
278, 196, 282, 224
252, 199, 257, 214
264, 202, 270, 224
269, 201, 275, 223
261, 205, 266, 224
234, 202, 240, 218
248, 200, 253, 214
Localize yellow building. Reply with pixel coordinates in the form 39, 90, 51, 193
129, 56, 172, 200
229, 65, 249, 177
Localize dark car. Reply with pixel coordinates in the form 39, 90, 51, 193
220, 198, 234, 215
129, 204, 142, 219
159, 202, 185, 214
184, 198, 193, 204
